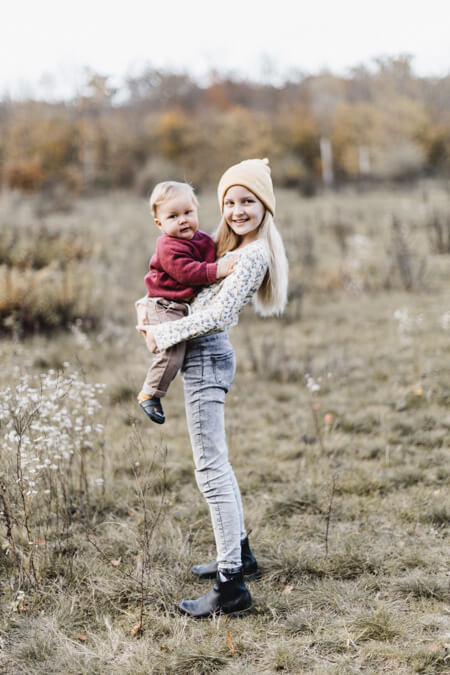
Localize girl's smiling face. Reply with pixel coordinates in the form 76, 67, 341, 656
223, 186, 265, 245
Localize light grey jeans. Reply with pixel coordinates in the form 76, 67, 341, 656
181, 331, 246, 572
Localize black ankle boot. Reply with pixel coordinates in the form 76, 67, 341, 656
178, 568, 252, 619
191, 536, 260, 580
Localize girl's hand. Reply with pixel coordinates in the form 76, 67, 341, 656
216, 255, 237, 279
145, 330, 158, 353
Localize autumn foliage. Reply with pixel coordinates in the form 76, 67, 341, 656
1, 57, 449, 194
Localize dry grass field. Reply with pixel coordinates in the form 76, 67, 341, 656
0, 182, 449, 674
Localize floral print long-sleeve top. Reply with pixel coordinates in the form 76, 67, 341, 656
150, 240, 268, 352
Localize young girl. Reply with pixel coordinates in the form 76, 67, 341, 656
144, 158, 288, 618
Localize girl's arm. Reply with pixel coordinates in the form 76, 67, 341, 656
151, 242, 268, 351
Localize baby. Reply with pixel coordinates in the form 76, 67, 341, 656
135, 181, 235, 424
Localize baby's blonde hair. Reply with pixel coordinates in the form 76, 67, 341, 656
149, 181, 199, 219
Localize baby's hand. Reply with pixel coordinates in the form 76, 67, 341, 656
216, 255, 237, 279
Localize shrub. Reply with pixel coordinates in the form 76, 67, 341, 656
3, 160, 45, 192
0, 224, 85, 269
0, 224, 99, 336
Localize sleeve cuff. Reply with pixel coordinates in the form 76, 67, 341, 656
206, 262, 218, 283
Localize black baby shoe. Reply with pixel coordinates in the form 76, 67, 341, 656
139, 396, 165, 424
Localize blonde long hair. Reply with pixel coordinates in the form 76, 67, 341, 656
215, 210, 288, 317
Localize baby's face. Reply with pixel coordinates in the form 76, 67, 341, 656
155, 193, 199, 240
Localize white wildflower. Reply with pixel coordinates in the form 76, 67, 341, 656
440, 312, 450, 331
305, 374, 320, 393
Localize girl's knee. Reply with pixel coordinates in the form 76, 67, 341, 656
195, 462, 233, 493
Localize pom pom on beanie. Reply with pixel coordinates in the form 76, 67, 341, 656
217, 158, 276, 215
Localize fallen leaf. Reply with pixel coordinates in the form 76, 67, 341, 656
226, 630, 236, 656
110, 558, 121, 567
131, 621, 143, 638
430, 642, 442, 651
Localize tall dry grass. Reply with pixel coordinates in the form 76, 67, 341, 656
0, 182, 449, 673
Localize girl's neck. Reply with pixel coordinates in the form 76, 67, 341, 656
234, 233, 259, 250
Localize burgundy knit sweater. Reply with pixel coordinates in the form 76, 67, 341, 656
144, 231, 218, 301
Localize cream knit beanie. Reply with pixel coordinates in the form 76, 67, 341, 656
217, 158, 276, 216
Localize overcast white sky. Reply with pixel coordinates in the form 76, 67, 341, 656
2, 0, 450, 99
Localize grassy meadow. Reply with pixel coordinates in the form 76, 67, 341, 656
0, 182, 449, 674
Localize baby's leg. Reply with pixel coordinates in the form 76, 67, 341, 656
138, 298, 188, 399
141, 341, 186, 398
